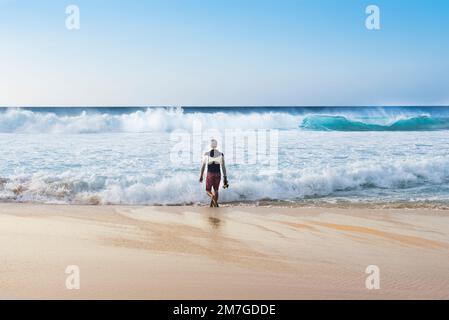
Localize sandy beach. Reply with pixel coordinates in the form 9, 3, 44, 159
0, 203, 448, 300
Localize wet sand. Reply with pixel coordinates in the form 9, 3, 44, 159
0, 203, 448, 299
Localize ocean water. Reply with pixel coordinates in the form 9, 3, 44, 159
1, 106, 449, 207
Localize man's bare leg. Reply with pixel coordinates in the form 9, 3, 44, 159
213, 189, 219, 207
207, 191, 216, 207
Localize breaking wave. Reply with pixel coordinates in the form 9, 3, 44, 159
0, 108, 301, 133
1, 107, 449, 133
1, 157, 448, 205
300, 115, 449, 131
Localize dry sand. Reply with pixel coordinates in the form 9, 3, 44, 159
0, 203, 448, 300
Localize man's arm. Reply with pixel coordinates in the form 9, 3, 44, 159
222, 155, 228, 183
199, 163, 206, 183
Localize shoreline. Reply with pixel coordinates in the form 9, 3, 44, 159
1, 203, 449, 299
1, 200, 449, 210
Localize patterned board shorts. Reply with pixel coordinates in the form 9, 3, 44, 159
206, 172, 221, 192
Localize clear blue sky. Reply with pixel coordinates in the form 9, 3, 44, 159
1, 0, 448, 106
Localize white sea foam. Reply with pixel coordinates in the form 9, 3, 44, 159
1, 157, 448, 205
0, 108, 302, 133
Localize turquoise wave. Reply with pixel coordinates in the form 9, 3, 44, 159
300, 115, 449, 131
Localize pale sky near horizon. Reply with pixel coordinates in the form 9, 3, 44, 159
1, 0, 448, 106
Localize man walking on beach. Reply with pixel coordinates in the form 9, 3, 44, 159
199, 139, 228, 207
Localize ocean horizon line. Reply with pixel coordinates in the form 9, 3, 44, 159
1, 105, 449, 109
